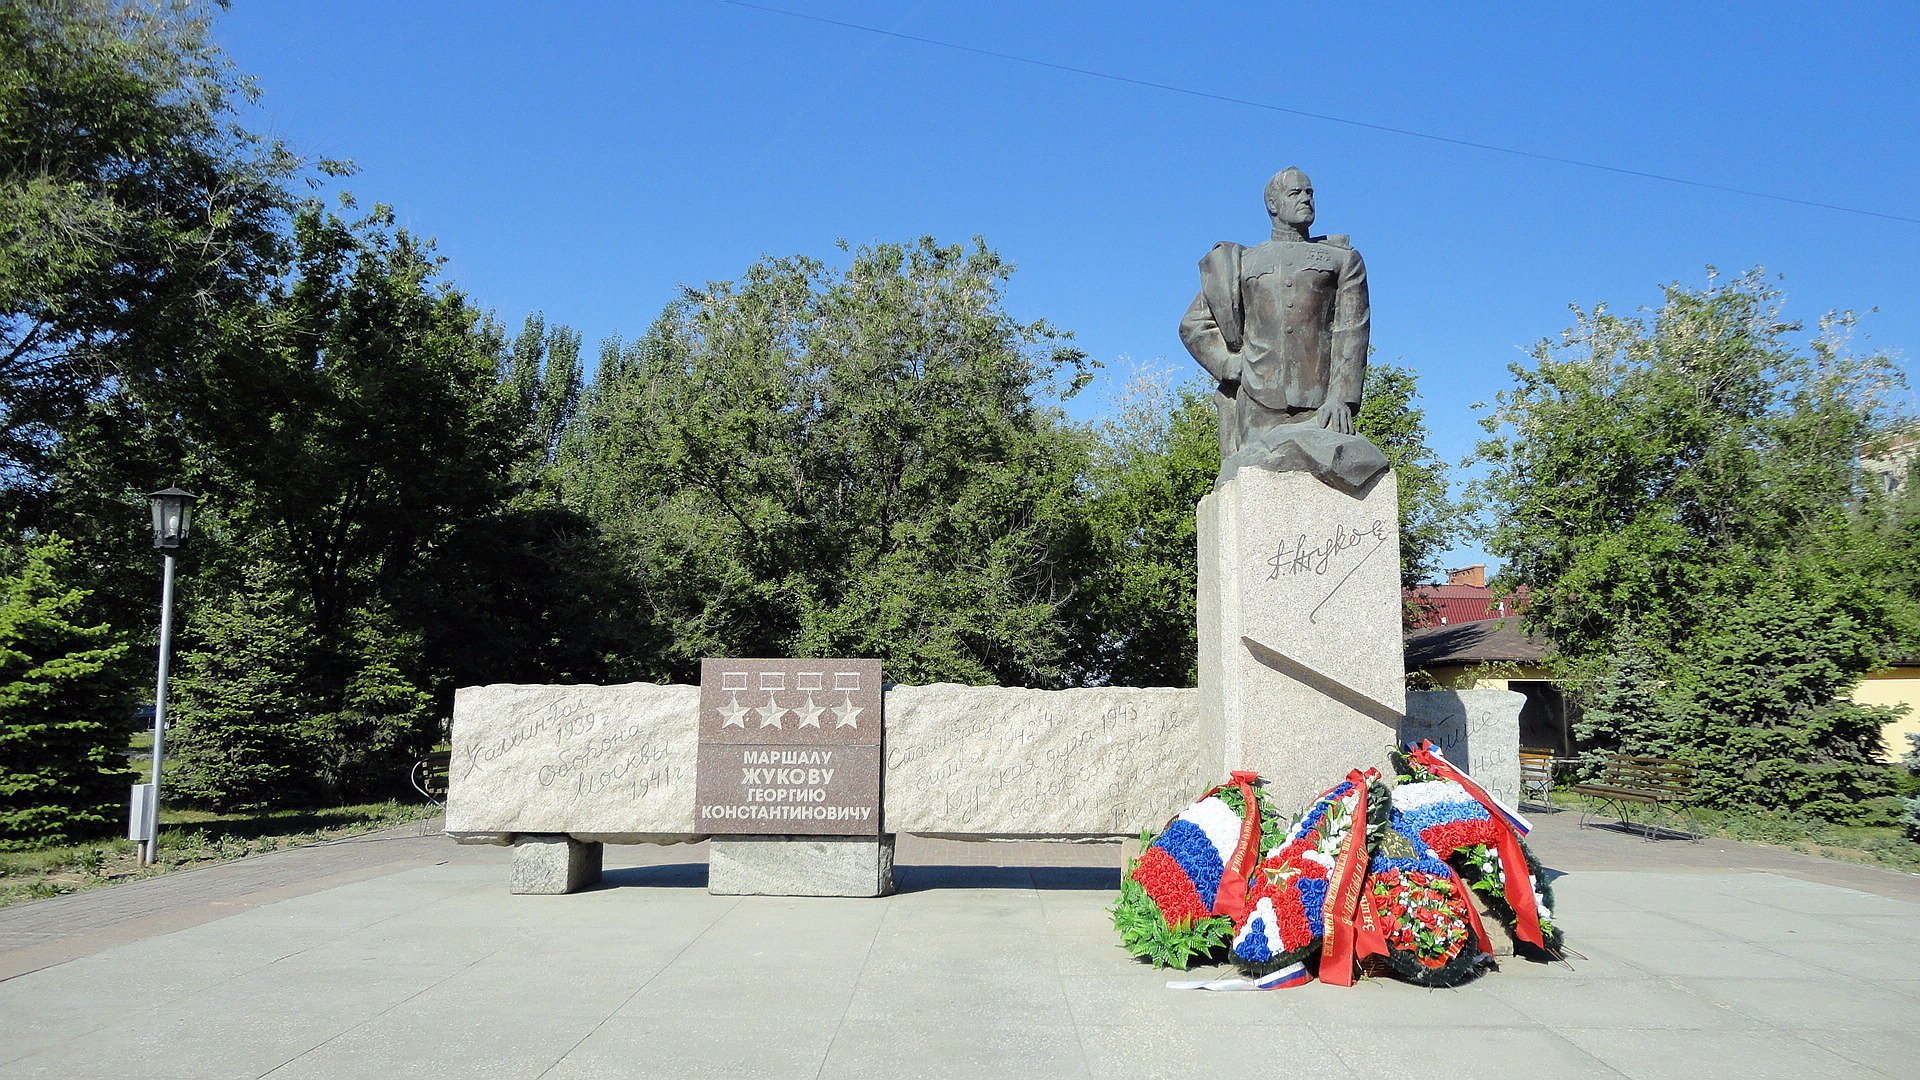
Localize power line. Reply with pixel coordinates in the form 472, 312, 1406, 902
724, 1, 1920, 227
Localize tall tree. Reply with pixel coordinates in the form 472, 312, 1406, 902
1, 0, 307, 499
1471, 270, 1918, 819
1354, 360, 1458, 591
499, 313, 583, 485
159, 201, 527, 801
560, 238, 1094, 685
183, 201, 519, 645
1065, 372, 1216, 686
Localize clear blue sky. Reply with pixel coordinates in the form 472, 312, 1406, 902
215, 1, 1920, 578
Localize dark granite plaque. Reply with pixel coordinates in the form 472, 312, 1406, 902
694, 658, 882, 835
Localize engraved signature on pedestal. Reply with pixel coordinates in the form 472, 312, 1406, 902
1264, 518, 1389, 624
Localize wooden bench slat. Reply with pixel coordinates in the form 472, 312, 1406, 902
1576, 750, 1696, 805
1570, 784, 1670, 804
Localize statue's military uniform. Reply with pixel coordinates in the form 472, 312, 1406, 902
1179, 233, 1369, 459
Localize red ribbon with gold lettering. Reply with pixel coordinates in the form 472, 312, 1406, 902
1317, 768, 1378, 987
1199, 770, 1264, 921
1408, 741, 1544, 948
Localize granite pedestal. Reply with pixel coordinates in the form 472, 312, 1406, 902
1197, 466, 1404, 813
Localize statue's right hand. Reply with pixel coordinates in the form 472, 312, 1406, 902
1315, 400, 1355, 435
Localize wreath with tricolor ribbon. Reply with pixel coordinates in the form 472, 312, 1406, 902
1114, 742, 1564, 989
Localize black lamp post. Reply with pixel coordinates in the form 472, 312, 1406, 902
138, 488, 196, 865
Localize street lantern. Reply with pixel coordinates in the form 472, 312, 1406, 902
148, 488, 196, 549
135, 487, 197, 865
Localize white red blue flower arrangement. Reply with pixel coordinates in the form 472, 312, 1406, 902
1114, 742, 1562, 989
1111, 771, 1281, 969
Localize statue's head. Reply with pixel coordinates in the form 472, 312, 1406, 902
1264, 167, 1314, 230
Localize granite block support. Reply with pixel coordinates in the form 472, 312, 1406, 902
510, 834, 603, 895
708, 834, 896, 897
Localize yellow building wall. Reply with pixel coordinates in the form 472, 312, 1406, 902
1853, 667, 1920, 762
1421, 663, 1554, 691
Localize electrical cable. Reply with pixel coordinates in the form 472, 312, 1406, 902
723, 1, 1920, 227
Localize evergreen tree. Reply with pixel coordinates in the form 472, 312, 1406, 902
307, 603, 434, 802
1571, 629, 1670, 769
167, 563, 320, 811
0, 536, 132, 847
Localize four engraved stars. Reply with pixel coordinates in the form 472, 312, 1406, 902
714, 674, 862, 730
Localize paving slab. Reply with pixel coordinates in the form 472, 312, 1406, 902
1, 812, 1917, 1078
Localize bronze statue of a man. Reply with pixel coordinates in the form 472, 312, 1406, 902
1180, 167, 1387, 490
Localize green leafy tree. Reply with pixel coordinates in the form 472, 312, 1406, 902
1, 0, 309, 496
0, 536, 132, 847
1472, 269, 1917, 819
158, 201, 538, 800
1354, 361, 1458, 591
1660, 563, 1902, 820
188, 202, 520, 645
1066, 371, 1216, 686
559, 238, 1093, 685
499, 313, 583, 484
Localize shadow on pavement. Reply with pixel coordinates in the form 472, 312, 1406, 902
593, 863, 709, 890
1579, 819, 1701, 843
893, 865, 1118, 893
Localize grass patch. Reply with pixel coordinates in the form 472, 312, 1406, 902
0, 800, 437, 909
1547, 789, 1920, 873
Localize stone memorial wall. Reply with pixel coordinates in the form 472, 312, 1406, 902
1399, 688, 1525, 807
446, 683, 1525, 894
448, 682, 1207, 846
882, 685, 1208, 836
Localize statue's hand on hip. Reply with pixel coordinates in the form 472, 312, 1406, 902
1314, 400, 1354, 435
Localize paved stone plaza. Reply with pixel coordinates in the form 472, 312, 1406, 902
3, 814, 1917, 1079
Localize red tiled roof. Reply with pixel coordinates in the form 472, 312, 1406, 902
1404, 584, 1529, 629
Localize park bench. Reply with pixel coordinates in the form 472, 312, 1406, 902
1518, 746, 1556, 805
411, 749, 452, 808
1570, 752, 1698, 839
